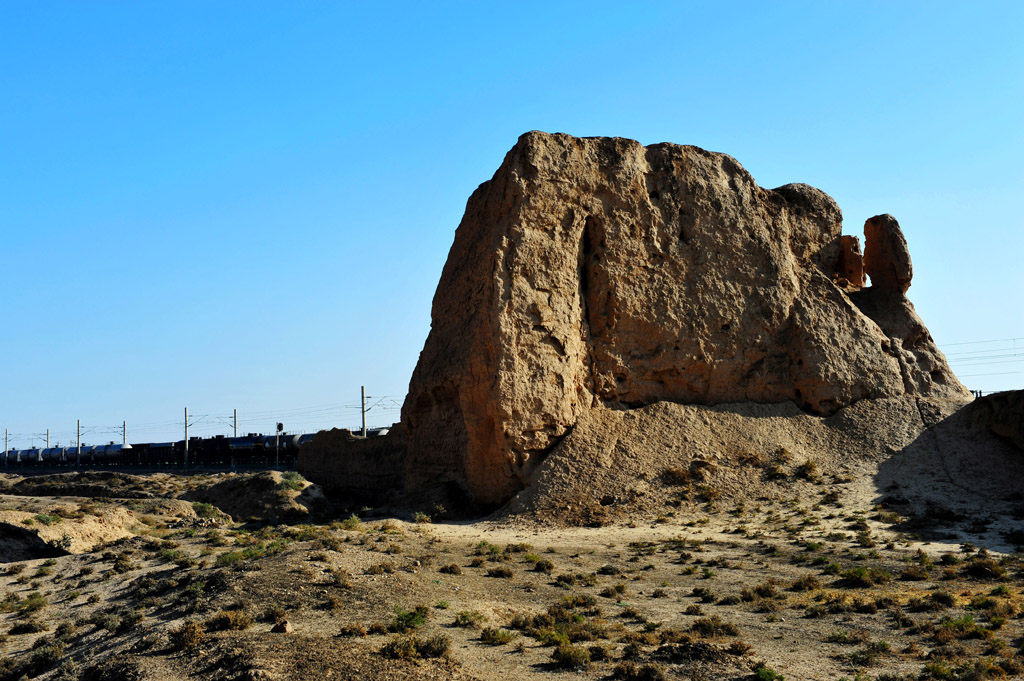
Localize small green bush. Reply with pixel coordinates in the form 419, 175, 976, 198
279, 471, 305, 491
753, 665, 785, 681
389, 606, 427, 633
192, 502, 219, 519
480, 627, 517, 645
551, 643, 590, 670
379, 634, 450, 660
453, 611, 485, 628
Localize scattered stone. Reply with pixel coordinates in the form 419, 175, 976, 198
271, 620, 293, 633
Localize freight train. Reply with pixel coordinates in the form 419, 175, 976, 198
0, 432, 319, 468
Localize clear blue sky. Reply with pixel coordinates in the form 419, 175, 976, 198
2, 2, 1021, 448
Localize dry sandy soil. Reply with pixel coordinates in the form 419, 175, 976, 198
1, 456, 1023, 681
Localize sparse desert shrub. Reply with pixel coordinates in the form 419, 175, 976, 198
168, 620, 204, 650
612, 661, 667, 680
690, 616, 739, 638
691, 586, 716, 603
54, 619, 77, 641
438, 564, 462, 575
21, 591, 48, 613
961, 555, 1008, 580
35, 513, 61, 526
753, 664, 785, 681
473, 541, 502, 556
534, 559, 554, 573
662, 467, 691, 485
795, 460, 818, 479
847, 640, 890, 666
379, 635, 418, 660
486, 566, 514, 579
728, 641, 753, 656
338, 624, 367, 637
10, 618, 48, 635
600, 584, 627, 599
279, 471, 305, 491
480, 627, 517, 645
216, 551, 245, 567
554, 572, 596, 587
836, 567, 892, 588
930, 590, 956, 608
790, 574, 820, 591
192, 502, 219, 519
366, 561, 396, 575
25, 642, 64, 676
551, 643, 590, 670
389, 605, 427, 633
934, 614, 991, 643
416, 633, 451, 658
453, 610, 485, 628
262, 605, 287, 624
205, 609, 252, 631
900, 564, 930, 581
339, 514, 363, 531
379, 633, 450, 659
88, 611, 122, 632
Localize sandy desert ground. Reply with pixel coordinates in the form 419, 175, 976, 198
0, 464, 1022, 681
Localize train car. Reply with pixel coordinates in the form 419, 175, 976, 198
40, 447, 66, 463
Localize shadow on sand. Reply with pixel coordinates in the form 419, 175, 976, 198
875, 397, 1024, 553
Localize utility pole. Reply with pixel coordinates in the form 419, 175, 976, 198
3, 429, 7, 468
122, 421, 127, 446
233, 409, 238, 438
76, 419, 81, 468
46, 429, 49, 448
361, 386, 367, 438
184, 407, 189, 467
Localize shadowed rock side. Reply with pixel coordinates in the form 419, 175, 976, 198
298, 426, 407, 503
402, 132, 969, 507
970, 390, 1024, 449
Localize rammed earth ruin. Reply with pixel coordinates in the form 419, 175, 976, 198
301, 132, 974, 509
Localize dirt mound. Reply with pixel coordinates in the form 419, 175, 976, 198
0, 471, 161, 499
0, 521, 66, 562
0, 503, 146, 556
182, 471, 323, 524
498, 395, 1020, 534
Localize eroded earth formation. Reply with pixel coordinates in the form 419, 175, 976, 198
401, 132, 970, 507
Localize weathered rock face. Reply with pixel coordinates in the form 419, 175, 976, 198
402, 131, 969, 506
864, 213, 913, 294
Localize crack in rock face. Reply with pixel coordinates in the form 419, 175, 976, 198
401, 131, 969, 507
